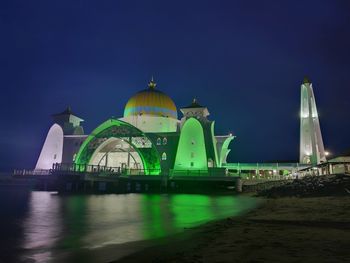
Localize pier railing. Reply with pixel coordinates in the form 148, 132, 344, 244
223, 162, 309, 171
51, 163, 232, 177
14, 162, 321, 181
51, 163, 163, 176
13, 169, 51, 176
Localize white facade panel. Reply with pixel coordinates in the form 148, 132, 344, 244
35, 124, 64, 170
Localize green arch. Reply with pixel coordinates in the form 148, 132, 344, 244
174, 118, 208, 172
219, 136, 234, 167
210, 121, 219, 167
74, 119, 161, 175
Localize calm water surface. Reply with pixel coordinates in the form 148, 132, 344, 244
0, 191, 258, 262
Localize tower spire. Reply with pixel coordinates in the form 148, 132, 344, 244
303, 76, 311, 84
299, 78, 326, 165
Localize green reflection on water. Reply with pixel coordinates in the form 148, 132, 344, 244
170, 194, 212, 228
57, 194, 259, 245
140, 195, 168, 239
140, 194, 258, 240
21, 193, 259, 262
60, 196, 88, 249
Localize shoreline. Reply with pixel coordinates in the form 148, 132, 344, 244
115, 195, 350, 263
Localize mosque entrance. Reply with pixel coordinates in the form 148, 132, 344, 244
89, 137, 144, 171
74, 119, 161, 175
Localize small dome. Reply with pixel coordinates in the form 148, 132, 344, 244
124, 79, 178, 119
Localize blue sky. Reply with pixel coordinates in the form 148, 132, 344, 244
1, 0, 350, 170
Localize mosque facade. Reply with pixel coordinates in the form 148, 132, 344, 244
35, 79, 234, 176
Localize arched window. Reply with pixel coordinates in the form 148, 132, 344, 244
156, 138, 161, 145
163, 137, 167, 145
208, 158, 214, 168
162, 152, 167, 161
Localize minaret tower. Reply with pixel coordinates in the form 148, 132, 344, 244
35, 107, 86, 170
299, 77, 326, 165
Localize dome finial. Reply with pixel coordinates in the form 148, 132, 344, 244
148, 76, 157, 89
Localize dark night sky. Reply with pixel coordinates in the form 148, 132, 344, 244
1, 0, 350, 171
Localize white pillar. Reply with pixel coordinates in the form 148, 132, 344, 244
299, 77, 326, 165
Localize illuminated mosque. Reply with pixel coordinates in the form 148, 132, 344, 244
35, 78, 234, 175
35, 77, 344, 178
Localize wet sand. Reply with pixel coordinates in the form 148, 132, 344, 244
116, 196, 350, 263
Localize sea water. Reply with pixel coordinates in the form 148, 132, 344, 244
0, 191, 258, 262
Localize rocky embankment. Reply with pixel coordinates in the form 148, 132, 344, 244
258, 174, 350, 198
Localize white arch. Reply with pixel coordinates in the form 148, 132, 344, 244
35, 124, 64, 170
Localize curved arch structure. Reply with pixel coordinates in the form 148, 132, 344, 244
89, 137, 144, 169
35, 124, 64, 170
219, 136, 234, 166
174, 118, 208, 171
210, 121, 219, 167
74, 119, 161, 175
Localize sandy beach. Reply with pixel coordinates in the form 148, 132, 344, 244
116, 195, 350, 263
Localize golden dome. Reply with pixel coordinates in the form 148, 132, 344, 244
123, 79, 178, 119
